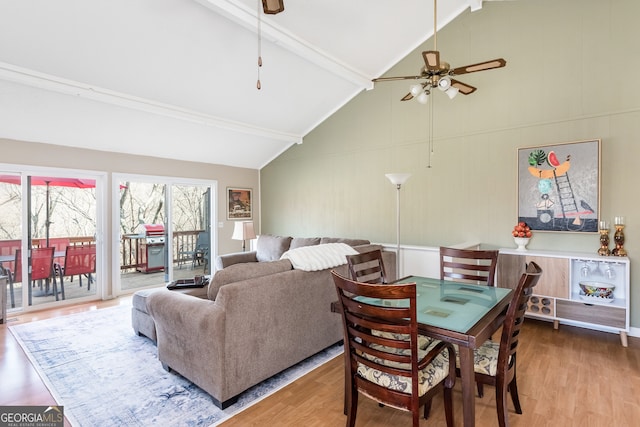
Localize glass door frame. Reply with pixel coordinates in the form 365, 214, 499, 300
0, 163, 107, 312
111, 172, 217, 296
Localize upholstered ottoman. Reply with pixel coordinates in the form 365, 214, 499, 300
131, 286, 208, 341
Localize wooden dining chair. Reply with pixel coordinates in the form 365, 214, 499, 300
463, 261, 543, 427
331, 270, 456, 427
439, 246, 499, 286
346, 249, 387, 284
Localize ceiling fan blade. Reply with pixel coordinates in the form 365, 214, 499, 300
422, 51, 441, 71
450, 79, 477, 95
451, 58, 506, 75
373, 75, 424, 82
401, 93, 414, 101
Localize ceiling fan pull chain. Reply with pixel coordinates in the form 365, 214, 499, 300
257, 0, 262, 90
428, 94, 434, 168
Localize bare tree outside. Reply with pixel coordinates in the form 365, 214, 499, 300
0, 183, 96, 240
0, 180, 208, 240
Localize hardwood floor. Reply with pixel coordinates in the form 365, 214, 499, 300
2, 298, 639, 427
0, 297, 129, 427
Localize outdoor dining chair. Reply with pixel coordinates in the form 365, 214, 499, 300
54, 244, 96, 294
0, 240, 21, 307
178, 232, 209, 270
9, 247, 56, 306
331, 270, 456, 427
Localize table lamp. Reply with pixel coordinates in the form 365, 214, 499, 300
232, 221, 257, 252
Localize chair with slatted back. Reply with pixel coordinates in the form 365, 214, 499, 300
54, 244, 96, 293
0, 240, 21, 308
9, 247, 56, 306
346, 249, 388, 284
462, 261, 543, 427
439, 246, 499, 287
46, 237, 69, 263
331, 270, 456, 427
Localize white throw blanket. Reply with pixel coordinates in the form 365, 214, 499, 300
280, 243, 358, 271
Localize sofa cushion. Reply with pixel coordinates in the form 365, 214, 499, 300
256, 235, 293, 262
289, 237, 321, 250
207, 258, 293, 300
320, 237, 370, 246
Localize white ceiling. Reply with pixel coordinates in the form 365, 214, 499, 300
0, 0, 494, 169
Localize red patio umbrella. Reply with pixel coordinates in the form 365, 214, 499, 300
0, 175, 97, 246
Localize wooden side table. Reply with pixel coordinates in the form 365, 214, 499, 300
0, 275, 7, 324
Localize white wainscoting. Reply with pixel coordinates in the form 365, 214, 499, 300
379, 241, 482, 280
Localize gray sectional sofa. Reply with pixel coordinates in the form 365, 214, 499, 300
136, 235, 396, 409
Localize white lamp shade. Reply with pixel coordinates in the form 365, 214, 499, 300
232, 221, 257, 240
438, 76, 451, 91
410, 84, 423, 97
445, 86, 459, 99
416, 91, 429, 104
385, 173, 411, 186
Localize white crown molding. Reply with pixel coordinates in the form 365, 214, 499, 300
469, 0, 484, 12
0, 61, 302, 144
194, 0, 374, 89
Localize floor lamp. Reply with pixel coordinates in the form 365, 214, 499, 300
385, 173, 411, 277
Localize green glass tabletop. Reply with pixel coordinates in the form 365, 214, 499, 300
358, 276, 512, 334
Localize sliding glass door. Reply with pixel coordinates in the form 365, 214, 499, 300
0, 169, 102, 313
115, 174, 215, 294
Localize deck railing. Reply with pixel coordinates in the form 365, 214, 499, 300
120, 230, 203, 271
2, 230, 204, 273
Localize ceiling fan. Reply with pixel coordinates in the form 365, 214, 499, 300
262, 0, 284, 15
373, 0, 506, 103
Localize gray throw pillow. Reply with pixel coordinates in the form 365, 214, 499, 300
320, 237, 370, 246
256, 234, 293, 262
290, 237, 321, 250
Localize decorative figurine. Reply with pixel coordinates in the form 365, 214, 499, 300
612, 216, 627, 257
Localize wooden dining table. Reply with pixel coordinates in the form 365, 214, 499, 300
389, 276, 513, 427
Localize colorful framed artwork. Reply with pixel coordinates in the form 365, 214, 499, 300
227, 187, 252, 220
517, 139, 601, 233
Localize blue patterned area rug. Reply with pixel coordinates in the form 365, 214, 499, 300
9, 304, 343, 426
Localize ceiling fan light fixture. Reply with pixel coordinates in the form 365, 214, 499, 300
410, 84, 423, 97
445, 86, 459, 99
437, 75, 451, 91
262, 0, 285, 14
416, 91, 430, 105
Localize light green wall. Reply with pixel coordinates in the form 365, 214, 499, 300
261, 0, 640, 326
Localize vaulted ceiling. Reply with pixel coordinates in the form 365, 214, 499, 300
0, 0, 498, 169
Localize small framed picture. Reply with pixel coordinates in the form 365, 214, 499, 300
227, 187, 252, 220
517, 139, 601, 233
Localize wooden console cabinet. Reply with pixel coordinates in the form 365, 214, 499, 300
498, 248, 630, 347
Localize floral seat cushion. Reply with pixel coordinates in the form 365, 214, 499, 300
357, 340, 450, 396
454, 340, 505, 377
